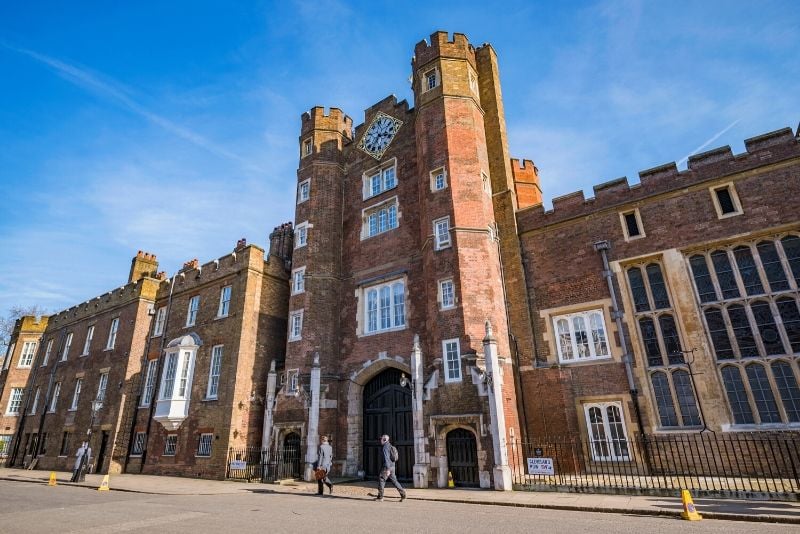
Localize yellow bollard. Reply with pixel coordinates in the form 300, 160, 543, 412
48, 472, 57, 486
680, 489, 702, 521
97, 474, 110, 491
447, 471, 455, 488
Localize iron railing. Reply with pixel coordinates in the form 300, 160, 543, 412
510, 433, 800, 500
225, 446, 303, 483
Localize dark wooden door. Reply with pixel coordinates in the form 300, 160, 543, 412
280, 432, 302, 479
446, 428, 479, 487
95, 431, 110, 474
363, 368, 412, 481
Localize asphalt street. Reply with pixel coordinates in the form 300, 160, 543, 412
0, 481, 795, 533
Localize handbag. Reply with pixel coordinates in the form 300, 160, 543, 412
314, 468, 327, 481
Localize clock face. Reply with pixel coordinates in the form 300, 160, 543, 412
357, 112, 403, 159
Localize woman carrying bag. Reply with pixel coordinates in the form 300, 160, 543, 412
315, 435, 334, 495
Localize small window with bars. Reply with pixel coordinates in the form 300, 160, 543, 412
131, 432, 146, 456
164, 435, 177, 456
197, 433, 213, 457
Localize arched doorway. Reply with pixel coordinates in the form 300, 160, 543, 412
363, 367, 412, 480
280, 432, 302, 479
446, 428, 479, 487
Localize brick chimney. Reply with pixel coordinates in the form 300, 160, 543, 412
269, 222, 294, 265
129, 250, 159, 283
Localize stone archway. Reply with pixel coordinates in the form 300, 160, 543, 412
445, 428, 479, 487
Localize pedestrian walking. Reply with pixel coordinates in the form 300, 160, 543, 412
375, 434, 406, 502
70, 442, 90, 482
315, 435, 334, 495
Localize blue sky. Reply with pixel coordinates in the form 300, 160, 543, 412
1, 0, 798, 317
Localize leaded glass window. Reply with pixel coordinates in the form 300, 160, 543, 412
704, 308, 734, 360
721, 366, 754, 424
651, 372, 678, 427
690, 255, 717, 303
745, 364, 781, 423
728, 305, 758, 358
776, 298, 800, 352
757, 241, 790, 292
771, 361, 800, 423
734, 246, 765, 296
751, 301, 784, 355
627, 268, 649, 312
710, 250, 740, 299
780, 235, 800, 284
646, 264, 670, 309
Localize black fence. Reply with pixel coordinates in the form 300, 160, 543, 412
225, 446, 303, 483
510, 433, 800, 500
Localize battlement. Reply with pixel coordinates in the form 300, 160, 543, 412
49, 275, 158, 327
511, 158, 543, 209
129, 249, 159, 283
15, 314, 49, 334
517, 126, 800, 230
354, 95, 412, 137
181, 258, 200, 272
300, 106, 353, 137
412, 31, 476, 70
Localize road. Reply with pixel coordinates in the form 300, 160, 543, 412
0, 481, 794, 533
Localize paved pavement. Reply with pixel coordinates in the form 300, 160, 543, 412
0, 468, 798, 524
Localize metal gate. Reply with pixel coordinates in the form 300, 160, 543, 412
279, 432, 302, 480
363, 368, 412, 481
446, 428, 479, 487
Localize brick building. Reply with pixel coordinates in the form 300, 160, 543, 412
0, 315, 48, 460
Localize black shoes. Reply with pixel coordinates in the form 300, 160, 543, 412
328, 485, 333, 494
400, 493, 407, 502
374, 497, 383, 501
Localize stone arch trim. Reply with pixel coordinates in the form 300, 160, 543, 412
429, 414, 491, 488
344, 356, 410, 476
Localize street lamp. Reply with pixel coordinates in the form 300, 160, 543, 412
399, 373, 414, 394
669, 348, 710, 432
76, 398, 103, 482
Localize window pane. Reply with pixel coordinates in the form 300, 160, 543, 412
627, 268, 650, 312
651, 372, 678, 427
379, 287, 391, 329
734, 246, 765, 296
605, 406, 629, 458
704, 308, 734, 360
378, 208, 388, 232
639, 318, 662, 367
750, 301, 784, 355
646, 264, 670, 309
556, 319, 573, 361
624, 212, 640, 237
710, 250, 740, 299
392, 283, 405, 327
776, 298, 800, 352
672, 370, 701, 426
690, 255, 717, 302
721, 366, 754, 424
771, 361, 800, 423
383, 167, 396, 189
780, 235, 800, 285
589, 313, 609, 357
369, 214, 377, 236
715, 187, 736, 214
388, 204, 397, 229
745, 364, 781, 423
572, 316, 590, 358
728, 305, 759, 358
757, 241, 790, 292
659, 315, 683, 364
587, 407, 610, 459
367, 290, 377, 332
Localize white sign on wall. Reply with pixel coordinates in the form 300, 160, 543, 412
229, 460, 247, 470
527, 457, 554, 475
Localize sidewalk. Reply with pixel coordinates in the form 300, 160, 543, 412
1, 468, 798, 524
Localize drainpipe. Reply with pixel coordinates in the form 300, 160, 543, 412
138, 273, 177, 471
593, 240, 647, 437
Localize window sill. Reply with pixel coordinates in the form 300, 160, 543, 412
361, 228, 399, 242
195, 455, 211, 458
129, 454, 143, 458
434, 243, 452, 251
439, 305, 457, 311
79, 353, 88, 358
361, 325, 407, 338
717, 211, 743, 220
652, 427, 705, 434
4, 413, 20, 417
288, 337, 302, 343
294, 244, 307, 250
363, 185, 398, 202
556, 357, 614, 366
202, 397, 218, 402
444, 378, 463, 385
103, 348, 113, 352
151, 334, 163, 339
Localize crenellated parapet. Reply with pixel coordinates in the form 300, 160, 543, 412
353, 95, 413, 139
517, 126, 800, 230
300, 106, 353, 138
48, 275, 160, 327
413, 30, 477, 70
511, 158, 543, 209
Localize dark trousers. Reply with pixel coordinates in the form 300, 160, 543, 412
378, 469, 405, 498
317, 475, 333, 494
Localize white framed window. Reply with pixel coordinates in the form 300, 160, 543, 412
207, 345, 223, 399
302, 138, 312, 157
710, 183, 743, 219
295, 221, 309, 249
298, 179, 310, 203
439, 279, 456, 310
6, 388, 23, 415
363, 280, 406, 335
197, 433, 213, 457
106, 318, 119, 350
433, 217, 451, 250
443, 339, 462, 383
620, 209, 645, 241
0, 435, 11, 457
289, 310, 304, 341
141, 359, 158, 407
164, 435, 177, 456
553, 309, 611, 363
361, 198, 399, 239
42, 339, 53, 366
186, 296, 200, 327
19, 341, 37, 367
69, 379, 82, 411
423, 67, 439, 91
217, 286, 232, 318
153, 307, 167, 337
286, 369, 299, 394
81, 326, 94, 356
131, 432, 146, 456
61, 333, 73, 361
161, 353, 179, 400
97, 372, 108, 402
30, 387, 40, 415
159, 350, 195, 401
430, 167, 447, 192
292, 267, 306, 295
48, 382, 61, 412
583, 402, 630, 461
481, 172, 491, 196
363, 160, 398, 200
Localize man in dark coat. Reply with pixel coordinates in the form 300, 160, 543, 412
316, 435, 334, 495
375, 434, 406, 502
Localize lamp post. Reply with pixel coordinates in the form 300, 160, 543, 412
670, 348, 710, 433
77, 398, 103, 482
